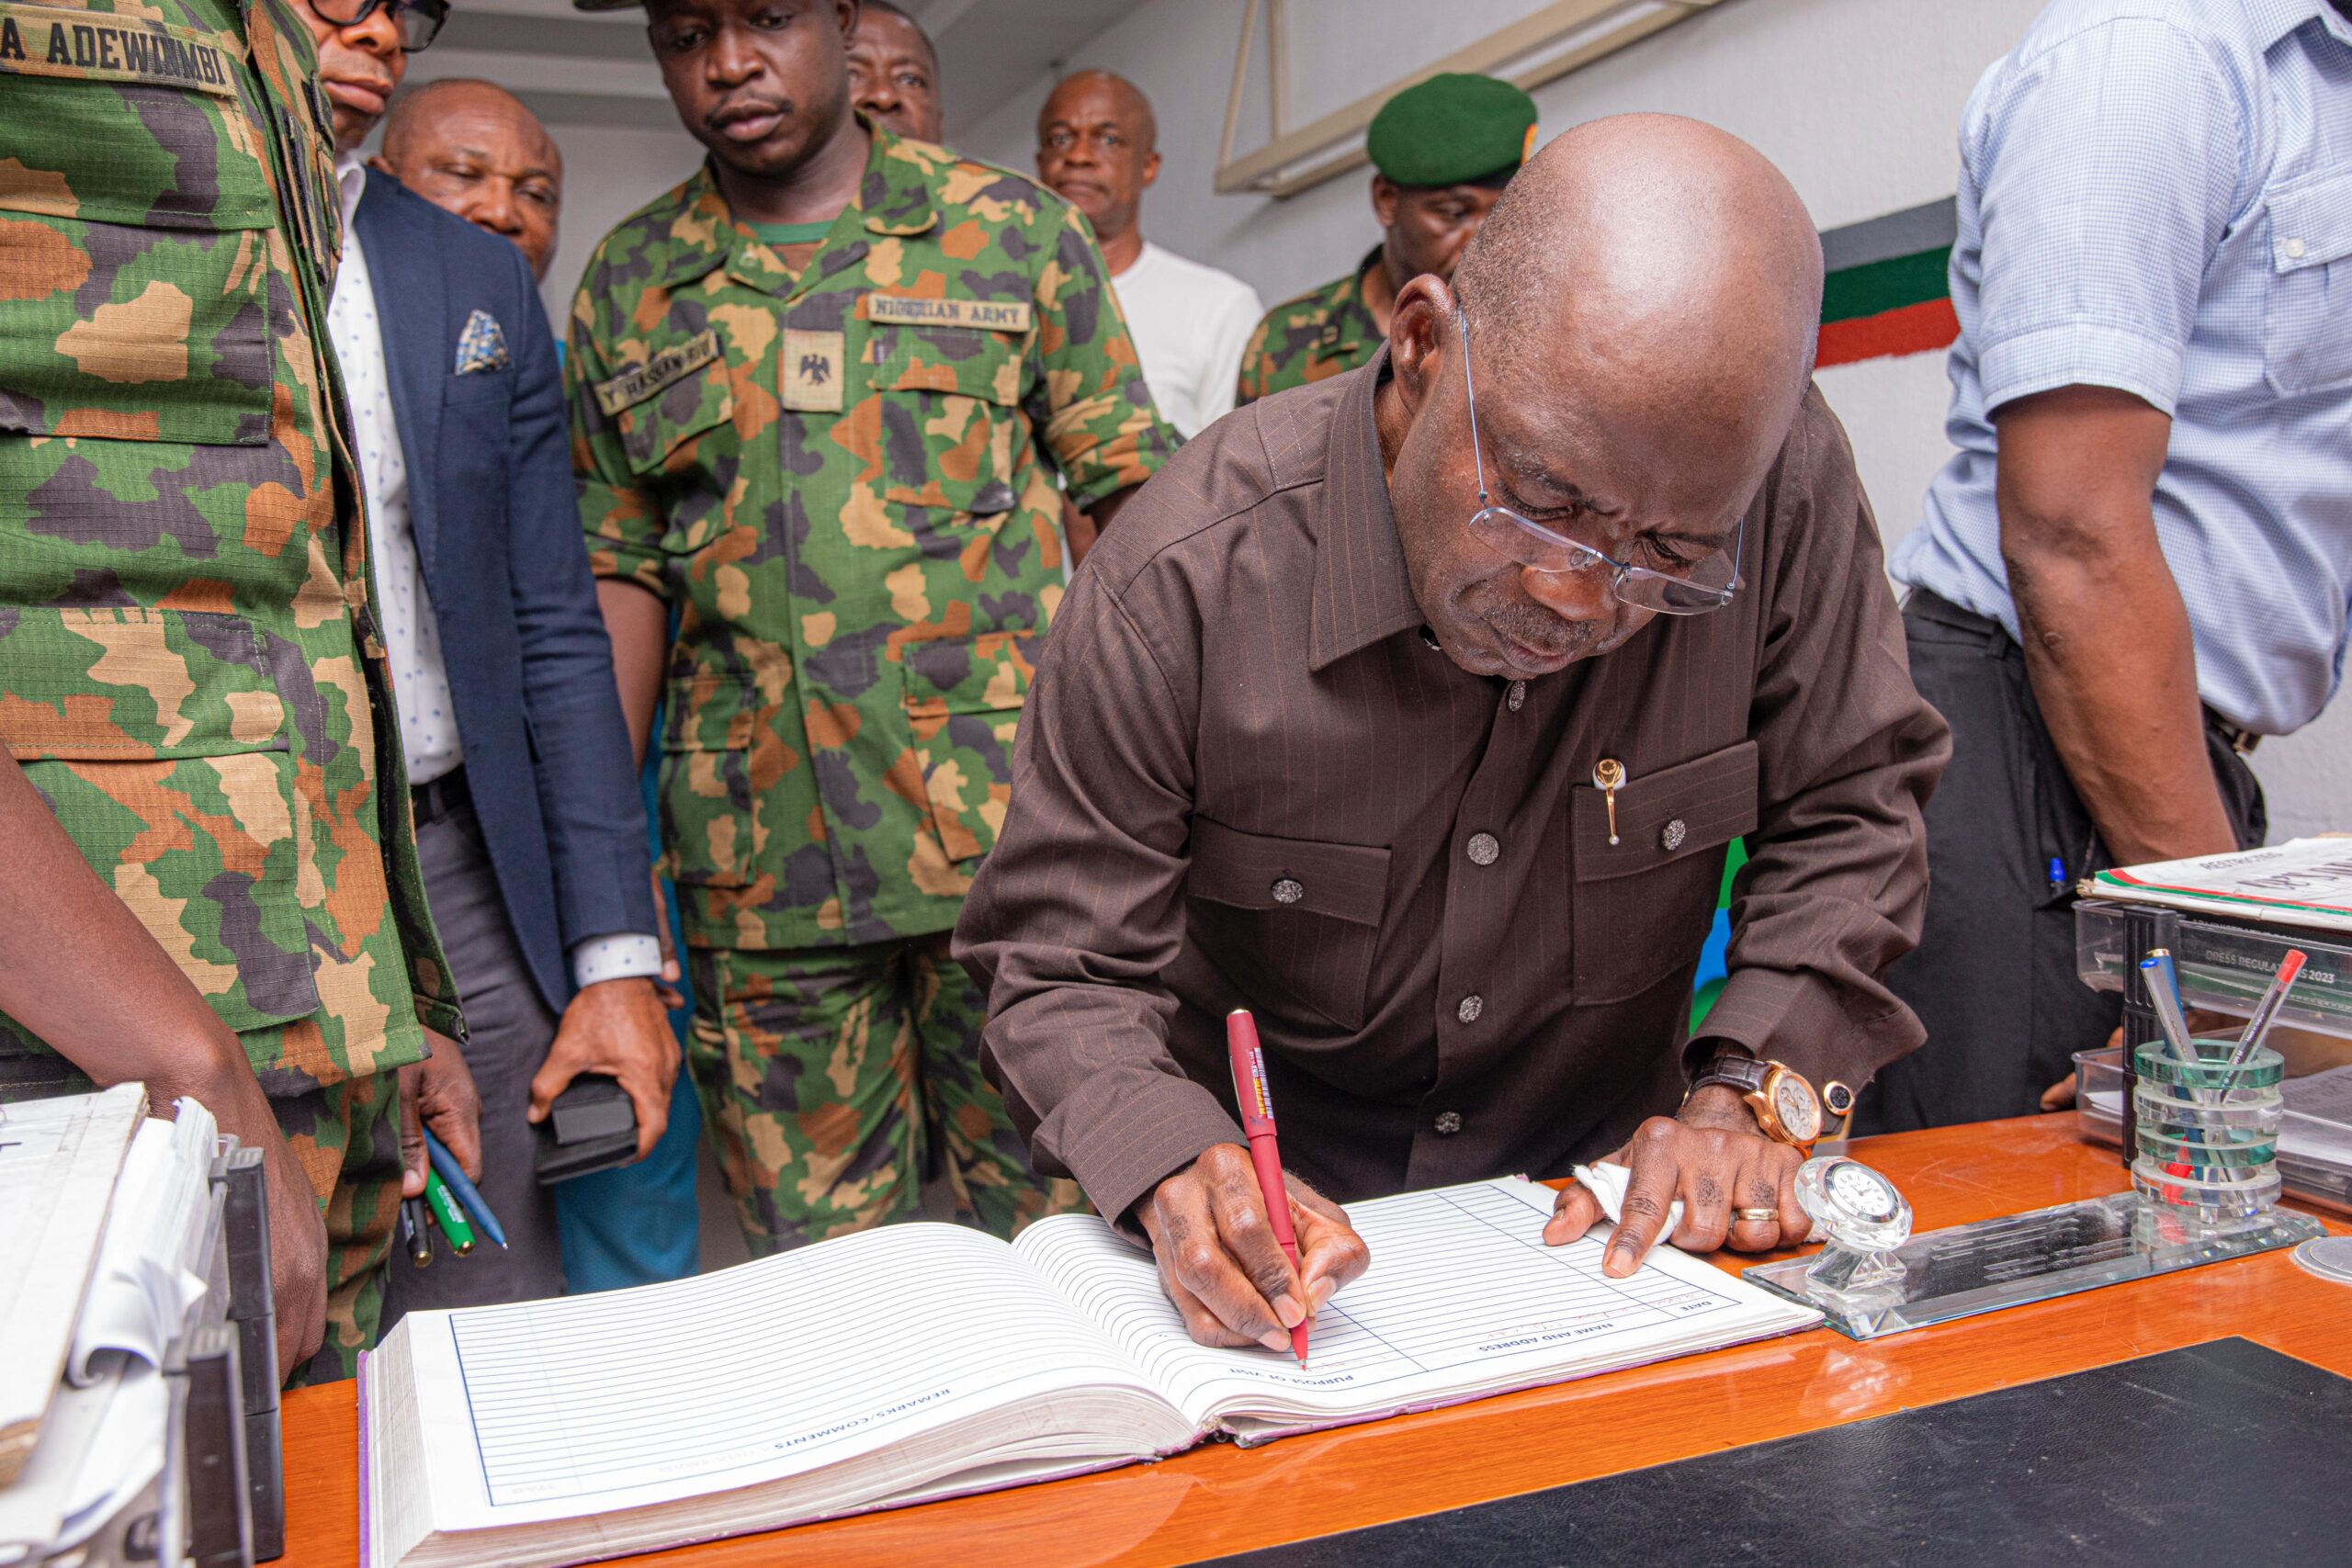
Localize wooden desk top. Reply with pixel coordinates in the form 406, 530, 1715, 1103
282, 1114, 2352, 1568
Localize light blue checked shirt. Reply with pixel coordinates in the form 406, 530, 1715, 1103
1892, 0, 2352, 736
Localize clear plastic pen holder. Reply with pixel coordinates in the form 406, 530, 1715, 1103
2130, 1040, 2285, 1229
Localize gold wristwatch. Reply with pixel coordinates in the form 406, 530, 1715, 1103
1691, 1053, 1824, 1146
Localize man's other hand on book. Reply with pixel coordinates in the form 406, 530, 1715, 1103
1137, 1145, 1370, 1351
1544, 1085, 1808, 1275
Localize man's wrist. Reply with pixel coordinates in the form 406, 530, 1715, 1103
178, 1032, 283, 1142
1682, 1034, 1750, 1079
579, 975, 658, 992
1678, 1082, 1763, 1134
570, 932, 663, 990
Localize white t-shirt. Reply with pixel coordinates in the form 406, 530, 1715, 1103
1107, 241, 1264, 440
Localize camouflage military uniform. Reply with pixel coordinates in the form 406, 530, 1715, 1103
1234, 245, 1385, 406
0, 0, 459, 1382
569, 123, 1172, 1252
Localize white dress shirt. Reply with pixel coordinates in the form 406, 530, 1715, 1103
1107, 241, 1263, 440
332, 157, 658, 990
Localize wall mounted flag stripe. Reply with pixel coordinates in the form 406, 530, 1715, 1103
1816, 197, 1960, 369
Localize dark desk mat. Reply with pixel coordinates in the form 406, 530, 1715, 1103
1193, 1338, 2352, 1567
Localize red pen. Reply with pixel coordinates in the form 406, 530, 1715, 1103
1227, 1009, 1311, 1363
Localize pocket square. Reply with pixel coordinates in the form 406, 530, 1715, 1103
454, 309, 510, 375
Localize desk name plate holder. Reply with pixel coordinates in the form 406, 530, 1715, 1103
1748, 1151, 2322, 1343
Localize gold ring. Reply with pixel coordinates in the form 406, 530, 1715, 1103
1733, 1207, 1778, 1224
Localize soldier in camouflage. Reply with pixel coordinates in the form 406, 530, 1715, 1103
568, 0, 1175, 1252
0, 0, 469, 1382
1235, 73, 1538, 406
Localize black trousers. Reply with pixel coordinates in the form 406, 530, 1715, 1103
380, 784, 570, 1325
1860, 592, 2267, 1134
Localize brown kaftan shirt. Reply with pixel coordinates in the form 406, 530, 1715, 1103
955, 355, 1951, 1225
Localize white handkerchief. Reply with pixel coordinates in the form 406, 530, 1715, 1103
1571, 1160, 1820, 1248
1572, 1161, 1685, 1240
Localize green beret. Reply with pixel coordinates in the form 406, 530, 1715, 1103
1366, 73, 1539, 187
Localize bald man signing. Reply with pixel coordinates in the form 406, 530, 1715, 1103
956, 116, 1949, 1352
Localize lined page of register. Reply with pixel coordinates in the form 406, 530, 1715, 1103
368, 1221, 1193, 1556
364, 1179, 1821, 1568
1016, 1177, 1822, 1436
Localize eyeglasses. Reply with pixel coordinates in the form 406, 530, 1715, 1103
1455, 307, 1744, 615
308, 0, 449, 52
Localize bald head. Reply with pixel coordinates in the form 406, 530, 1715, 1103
1035, 70, 1160, 267
1042, 70, 1156, 151
1453, 114, 1822, 443
376, 79, 563, 280
1374, 114, 1826, 682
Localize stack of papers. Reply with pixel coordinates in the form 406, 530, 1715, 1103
2085, 837, 2352, 933
0, 1090, 220, 1566
0, 1084, 145, 1482
2283, 1065, 2352, 1166
71, 1099, 220, 1382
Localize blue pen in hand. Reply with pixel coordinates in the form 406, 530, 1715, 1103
424, 1127, 509, 1249
2048, 856, 2067, 893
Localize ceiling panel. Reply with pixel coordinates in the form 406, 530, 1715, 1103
922, 0, 1150, 137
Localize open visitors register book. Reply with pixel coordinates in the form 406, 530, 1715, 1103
362, 1176, 1817, 1568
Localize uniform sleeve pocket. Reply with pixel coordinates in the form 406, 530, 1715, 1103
2263, 168, 2352, 397
1187, 819, 1391, 1032
616, 361, 733, 478
1571, 740, 1757, 1004
900, 630, 1035, 863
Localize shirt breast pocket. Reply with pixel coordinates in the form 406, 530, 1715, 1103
1571, 741, 1758, 1006
0, 606, 323, 1035
865, 323, 1026, 522
1186, 819, 1391, 1032
2261, 168, 2352, 398
0, 74, 276, 446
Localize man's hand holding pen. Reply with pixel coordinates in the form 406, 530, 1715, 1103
1137, 1146, 1370, 1352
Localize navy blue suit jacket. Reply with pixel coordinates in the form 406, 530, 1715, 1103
355, 169, 653, 1013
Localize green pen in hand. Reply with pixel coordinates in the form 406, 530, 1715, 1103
424, 1166, 477, 1255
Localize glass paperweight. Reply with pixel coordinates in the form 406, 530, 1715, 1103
1792, 1156, 1912, 1300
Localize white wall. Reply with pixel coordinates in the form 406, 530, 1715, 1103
538, 122, 704, 324
953, 0, 2349, 838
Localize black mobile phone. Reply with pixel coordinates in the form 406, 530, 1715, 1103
533, 1073, 639, 1185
